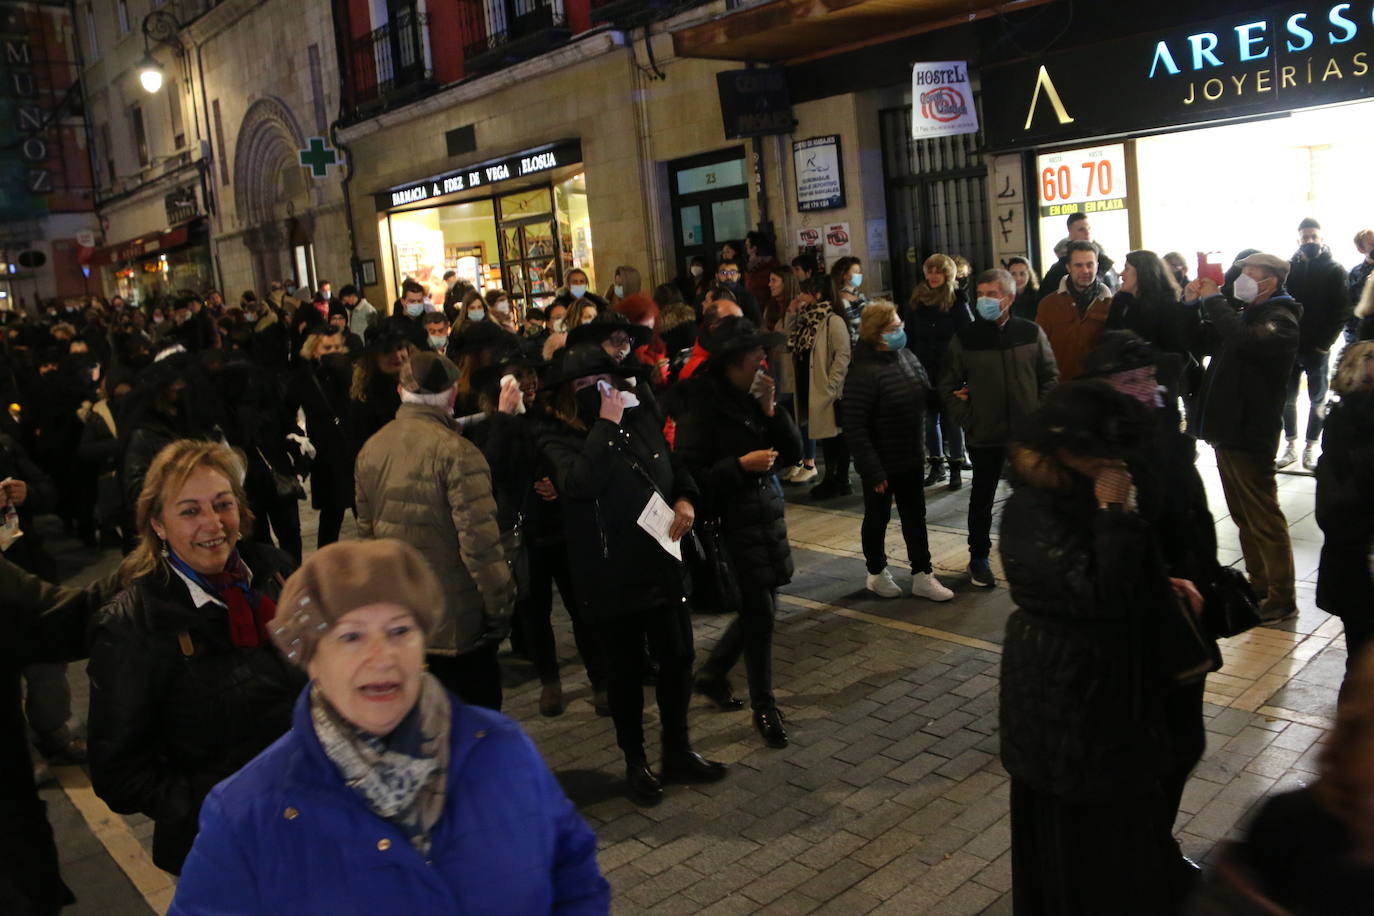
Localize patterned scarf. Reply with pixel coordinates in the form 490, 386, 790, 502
166, 548, 276, 648
1105, 365, 1166, 409
788, 299, 833, 353
310, 672, 451, 856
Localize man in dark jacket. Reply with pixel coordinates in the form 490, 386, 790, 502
940, 269, 1059, 588
1281, 218, 1351, 470
1037, 212, 1120, 303
2, 558, 118, 916
1190, 252, 1302, 622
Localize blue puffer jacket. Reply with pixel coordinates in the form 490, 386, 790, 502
169, 687, 610, 915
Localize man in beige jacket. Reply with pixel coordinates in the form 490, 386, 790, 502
354, 350, 514, 709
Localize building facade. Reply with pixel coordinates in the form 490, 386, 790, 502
0, 0, 98, 311
81, 0, 348, 306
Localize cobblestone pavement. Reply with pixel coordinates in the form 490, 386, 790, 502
38, 446, 1340, 914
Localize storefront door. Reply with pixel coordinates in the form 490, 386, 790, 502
496, 186, 561, 313
880, 105, 990, 305
668, 147, 750, 280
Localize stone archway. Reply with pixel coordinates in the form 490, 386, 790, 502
233, 97, 310, 291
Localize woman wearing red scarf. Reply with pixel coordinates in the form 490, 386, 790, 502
87, 440, 303, 875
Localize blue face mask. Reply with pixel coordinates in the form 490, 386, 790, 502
975, 297, 1005, 321
570, 284, 587, 299
404, 301, 424, 317
467, 308, 486, 322
850, 273, 864, 289
428, 334, 448, 349
613, 284, 625, 298
882, 327, 907, 350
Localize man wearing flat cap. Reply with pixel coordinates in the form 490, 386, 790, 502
1188, 251, 1302, 623
354, 350, 515, 709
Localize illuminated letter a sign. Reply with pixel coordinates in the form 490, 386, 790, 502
1023, 65, 1075, 130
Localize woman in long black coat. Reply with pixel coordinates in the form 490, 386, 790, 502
1316, 341, 1374, 696
284, 328, 357, 548
675, 317, 801, 749
536, 343, 724, 806
999, 382, 1215, 916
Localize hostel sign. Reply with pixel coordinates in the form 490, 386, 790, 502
982, 3, 1374, 148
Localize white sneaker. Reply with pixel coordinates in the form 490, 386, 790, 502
865, 568, 901, 598
1276, 440, 1298, 469
1302, 443, 1318, 472
910, 571, 954, 602
789, 465, 818, 484
778, 463, 801, 482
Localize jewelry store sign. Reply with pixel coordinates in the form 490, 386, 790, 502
982, 3, 1374, 148
377, 140, 582, 211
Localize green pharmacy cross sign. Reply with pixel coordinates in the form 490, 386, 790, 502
299, 137, 338, 178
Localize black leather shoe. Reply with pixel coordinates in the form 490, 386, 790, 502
661, 749, 728, 784
625, 761, 663, 806
695, 677, 745, 711
754, 707, 789, 748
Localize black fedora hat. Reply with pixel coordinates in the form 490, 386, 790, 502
566, 311, 652, 350
701, 316, 784, 357
472, 351, 548, 393
540, 342, 636, 390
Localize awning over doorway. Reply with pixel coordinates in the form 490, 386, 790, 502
671, 0, 1051, 64
87, 217, 205, 268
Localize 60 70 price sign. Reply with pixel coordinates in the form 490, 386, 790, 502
1035, 143, 1127, 218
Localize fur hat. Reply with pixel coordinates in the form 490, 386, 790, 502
272, 539, 443, 666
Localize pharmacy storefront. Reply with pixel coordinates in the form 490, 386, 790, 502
374, 140, 594, 314
982, 2, 1374, 280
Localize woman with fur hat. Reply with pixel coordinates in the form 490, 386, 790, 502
999, 381, 1216, 916
536, 342, 725, 805
170, 538, 609, 914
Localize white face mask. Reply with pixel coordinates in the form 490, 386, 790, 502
1233, 273, 1260, 303
690, 265, 704, 278
428, 334, 448, 349
570, 284, 587, 299
552, 318, 567, 333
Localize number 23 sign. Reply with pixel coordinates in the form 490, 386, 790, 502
1035, 143, 1127, 217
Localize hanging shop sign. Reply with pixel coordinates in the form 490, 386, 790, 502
376, 140, 582, 211
911, 61, 980, 139
716, 67, 795, 139
792, 135, 845, 212
982, 3, 1374, 148
1034, 144, 1131, 276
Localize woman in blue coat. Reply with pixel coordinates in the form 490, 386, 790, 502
170, 539, 609, 915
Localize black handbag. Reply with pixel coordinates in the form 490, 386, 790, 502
502, 513, 530, 602
685, 518, 742, 615
1202, 564, 1262, 639
256, 446, 306, 502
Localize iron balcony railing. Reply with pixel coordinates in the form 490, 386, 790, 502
459, 0, 567, 64
351, 9, 431, 106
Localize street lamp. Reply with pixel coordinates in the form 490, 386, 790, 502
137, 52, 164, 93
139, 10, 181, 94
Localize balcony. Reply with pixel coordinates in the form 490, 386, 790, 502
350, 9, 434, 113
590, 0, 677, 27
459, 0, 570, 75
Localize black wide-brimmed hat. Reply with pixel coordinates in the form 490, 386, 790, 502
539, 342, 636, 390
567, 311, 652, 350
1079, 330, 1156, 378
448, 320, 522, 357
701, 316, 784, 357
1014, 379, 1152, 461
472, 351, 547, 393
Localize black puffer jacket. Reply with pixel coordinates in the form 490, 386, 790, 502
537, 406, 700, 623
86, 541, 304, 875
1193, 294, 1301, 454
903, 292, 971, 395
998, 450, 1173, 802
842, 342, 930, 486
1287, 247, 1350, 354
284, 357, 356, 511
674, 372, 802, 590
1315, 391, 1374, 622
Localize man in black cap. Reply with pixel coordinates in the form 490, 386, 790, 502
353, 350, 515, 709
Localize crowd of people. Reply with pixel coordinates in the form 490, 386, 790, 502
2, 215, 1374, 914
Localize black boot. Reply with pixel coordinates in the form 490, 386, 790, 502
923, 458, 946, 486
625, 760, 663, 805
695, 676, 745, 711
661, 748, 728, 784
754, 707, 789, 748
946, 464, 962, 491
